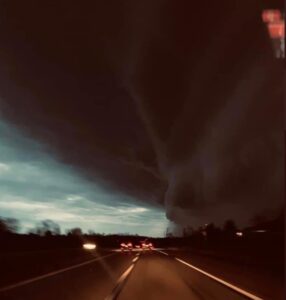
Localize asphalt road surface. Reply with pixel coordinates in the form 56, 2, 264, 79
0, 250, 274, 300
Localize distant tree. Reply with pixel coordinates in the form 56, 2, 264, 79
166, 232, 173, 238
35, 220, 61, 236
197, 226, 206, 235
165, 227, 174, 238
27, 229, 37, 235
67, 227, 83, 236
182, 227, 187, 237
0, 220, 7, 234
182, 226, 193, 237
88, 230, 95, 236
205, 223, 215, 236
223, 219, 237, 237
6, 218, 20, 233
250, 212, 284, 232
250, 214, 268, 226
205, 223, 221, 242
0, 217, 20, 234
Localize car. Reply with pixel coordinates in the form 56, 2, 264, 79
120, 242, 133, 251
82, 243, 96, 250
141, 241, 154, 250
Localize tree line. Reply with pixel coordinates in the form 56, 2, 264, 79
0, 217, 86, 237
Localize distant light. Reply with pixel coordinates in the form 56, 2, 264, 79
236, 232, 243, 237
254, 230, 267, 233
268, 22, 285, 39
262, 10, 281, 23
83, 243, 96, 250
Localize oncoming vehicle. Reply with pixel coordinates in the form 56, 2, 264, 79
82, 243, 96, 250
120, 242, 133, 251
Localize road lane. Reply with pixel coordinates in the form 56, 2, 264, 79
1, 250, 280, 300
0, 251, 136, 300
175, 258, 262, 300
0, 253, 115, 293
161, 249, 283, 300
0, 248, 115, 288
118, 251, 254, 300
105, 264, 135, 300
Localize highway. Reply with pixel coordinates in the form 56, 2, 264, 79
0, 249, 277, 300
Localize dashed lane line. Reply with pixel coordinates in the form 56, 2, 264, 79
156, 250, 169, 256
105, 254, 140, 300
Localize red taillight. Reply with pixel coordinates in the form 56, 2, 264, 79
262, 10, 281, 23
268, 22, 285, 38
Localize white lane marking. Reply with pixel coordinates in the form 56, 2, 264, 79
132, 256, 139, 263
175, 258, 263, 300
0, 253, 115, 293
156, 250, 169, 256
105, 264, 135, 300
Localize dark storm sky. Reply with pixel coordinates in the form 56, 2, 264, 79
0, 0, 283, 232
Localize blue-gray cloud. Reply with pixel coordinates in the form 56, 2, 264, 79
0, 121, 167, 236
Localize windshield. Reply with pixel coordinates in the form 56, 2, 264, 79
0, 1, 283, 299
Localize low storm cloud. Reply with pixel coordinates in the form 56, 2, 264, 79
0, 0, 283, 231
